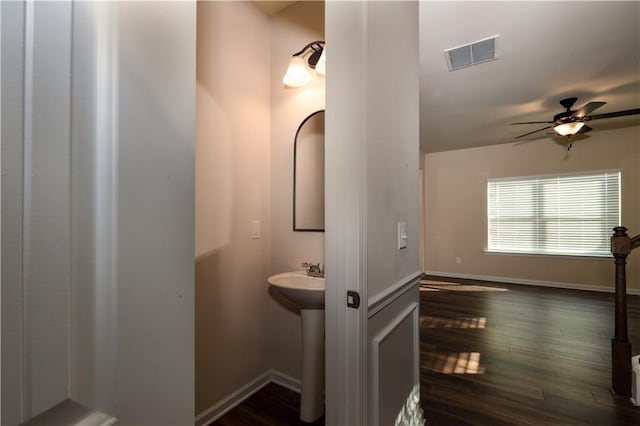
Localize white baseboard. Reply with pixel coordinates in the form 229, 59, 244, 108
194, 369, 301, 426
23, 400, 118, 426
270, 370, 302, 393
424, 270, 640, 296
76, 411, 118, 426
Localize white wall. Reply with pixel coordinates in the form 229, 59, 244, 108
115, 2, 196, 423
424, 126, 640, 290
2, 1, 27, 422
365, 1, 420, 299
69, 1, 101, 410
3, 2, 196, 424
268, 0, 325, 381
1, 1, 73, 420
195, 1, 272, 415
24, 2, 73, 414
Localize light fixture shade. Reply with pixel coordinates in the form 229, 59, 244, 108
554, 122, 585, 136
315, 48, 326, 76
283, 56, 311, 87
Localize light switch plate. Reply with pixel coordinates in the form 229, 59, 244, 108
251, 220, 261, 239
398, 222, 408, 250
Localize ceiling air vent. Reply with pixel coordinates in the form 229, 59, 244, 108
444, 35, 500, 71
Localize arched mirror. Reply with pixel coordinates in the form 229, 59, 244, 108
293, 110, 325, 231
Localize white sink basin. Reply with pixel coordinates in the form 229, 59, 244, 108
268, 270, 326, 421
268, 271, 325, 309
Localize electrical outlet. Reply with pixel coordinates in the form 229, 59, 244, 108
455, 256, 462, 264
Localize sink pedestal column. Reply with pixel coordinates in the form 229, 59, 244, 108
300, 309, 324, 422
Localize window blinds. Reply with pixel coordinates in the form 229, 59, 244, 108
487, 171, 620, 257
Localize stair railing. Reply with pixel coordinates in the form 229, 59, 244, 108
610, 226, 640, 396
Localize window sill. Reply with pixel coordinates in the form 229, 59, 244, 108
483, 250, 613, 261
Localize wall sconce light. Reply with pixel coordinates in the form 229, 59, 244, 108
283, 41, 325, 88
315, 48, 326, 76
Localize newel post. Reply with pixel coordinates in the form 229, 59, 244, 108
610, 226, 638, 396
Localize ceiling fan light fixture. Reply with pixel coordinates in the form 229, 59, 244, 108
512, 97, 640, 141
554, 121, 584, 136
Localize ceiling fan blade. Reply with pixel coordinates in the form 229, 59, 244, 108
514, 125, 552, 139
573, 101, 606, 118
514, 140, 536, 146
576, 124, 592, 134
588, 108, 640, 120
560, 97, 578, 110
511, 121, 553, 125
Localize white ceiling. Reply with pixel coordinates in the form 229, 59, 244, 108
419, 1, 640, 153
256, 1, 639, 153
252, 0, 297, 16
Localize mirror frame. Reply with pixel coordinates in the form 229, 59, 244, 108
293, 109, 325, 232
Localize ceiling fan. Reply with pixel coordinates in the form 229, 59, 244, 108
511, 97, 640, 148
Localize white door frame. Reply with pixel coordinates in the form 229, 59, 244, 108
325, 1, 421, 424
325, 1, 369, 424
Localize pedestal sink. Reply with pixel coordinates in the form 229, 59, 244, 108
268, 271, 324, 423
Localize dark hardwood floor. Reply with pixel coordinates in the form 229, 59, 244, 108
210, 383, 323, 426
212, 277, 640, 425
421, 276, 640, 425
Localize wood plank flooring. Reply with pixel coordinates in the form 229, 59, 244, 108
212, 277, 640, 425
421, 276, 640, 425
210, 383, 323, 426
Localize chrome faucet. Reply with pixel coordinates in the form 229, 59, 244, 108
301, 262, 324, 278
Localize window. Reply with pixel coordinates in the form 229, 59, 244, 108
487, 171, 620, 257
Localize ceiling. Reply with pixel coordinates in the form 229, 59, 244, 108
419, 1, 640, 153
252, 0, 297, 16
254, 1, 639, 153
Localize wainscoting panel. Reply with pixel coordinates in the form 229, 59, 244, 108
368, 275, 421, 426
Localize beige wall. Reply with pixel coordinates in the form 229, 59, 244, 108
424, 126, 640, 290
195, 1, 272, 414
268, 1, 325, 379
195, 0, 325, 413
